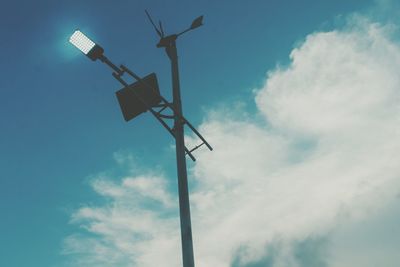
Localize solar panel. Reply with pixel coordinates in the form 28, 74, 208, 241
115, 73, 162, 121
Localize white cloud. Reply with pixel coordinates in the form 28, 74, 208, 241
65, 174, 182, 267
328, 200, 400, 267
63, 17, 400, 267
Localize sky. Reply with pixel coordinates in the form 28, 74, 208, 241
1, 0, 400, 266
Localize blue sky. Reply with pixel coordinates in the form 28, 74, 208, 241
2, 0, 400, 267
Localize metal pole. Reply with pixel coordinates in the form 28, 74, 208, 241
167, 41, 195, 267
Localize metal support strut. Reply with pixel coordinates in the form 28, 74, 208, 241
98, 54, 212, 163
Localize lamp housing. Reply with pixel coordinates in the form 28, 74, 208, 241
69, 30, 104, 61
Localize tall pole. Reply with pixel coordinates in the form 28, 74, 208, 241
166, 41, 195, 267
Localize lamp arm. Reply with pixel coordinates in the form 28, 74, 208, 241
98, 55, 123, 75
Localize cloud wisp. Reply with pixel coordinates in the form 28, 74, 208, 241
63, 17, 400, 267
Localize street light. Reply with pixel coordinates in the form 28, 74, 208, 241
69, 13, 212, 267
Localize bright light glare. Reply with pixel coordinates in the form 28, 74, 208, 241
69, 30, 96, 54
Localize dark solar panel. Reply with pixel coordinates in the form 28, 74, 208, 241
115, 73, 162, 121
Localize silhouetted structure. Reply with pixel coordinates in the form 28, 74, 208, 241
69, 11, 212, 267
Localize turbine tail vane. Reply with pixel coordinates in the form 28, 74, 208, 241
190, 16, 203, 29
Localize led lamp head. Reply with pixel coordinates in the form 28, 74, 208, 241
69, 30, 104, 61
